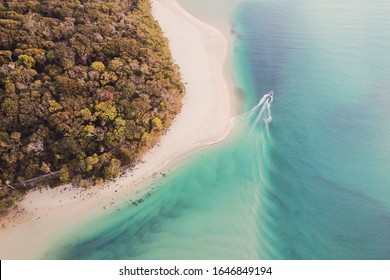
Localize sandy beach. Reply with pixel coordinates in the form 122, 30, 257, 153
0, 0, 235, 259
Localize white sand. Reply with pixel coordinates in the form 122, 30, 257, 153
0, 0, 235, 259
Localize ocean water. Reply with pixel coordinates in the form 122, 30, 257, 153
46, 0, 390, 259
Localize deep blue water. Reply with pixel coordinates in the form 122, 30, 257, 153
45, 0, 390, 259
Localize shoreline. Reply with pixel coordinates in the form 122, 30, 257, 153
0, 0, 236, 259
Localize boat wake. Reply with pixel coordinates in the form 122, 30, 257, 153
248, 91, 274, 133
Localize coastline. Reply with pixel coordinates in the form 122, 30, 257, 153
0, 0, 236, 259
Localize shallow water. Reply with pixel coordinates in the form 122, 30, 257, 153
46, 0, 390, 259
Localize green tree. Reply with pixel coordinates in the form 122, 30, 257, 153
91, 61, 105, 72
0, 0, 184, 207
17, 54, 35, 68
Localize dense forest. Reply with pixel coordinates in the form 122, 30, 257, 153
0, 0, 184, 210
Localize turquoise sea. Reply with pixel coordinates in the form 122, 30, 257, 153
46, 0, 390, 259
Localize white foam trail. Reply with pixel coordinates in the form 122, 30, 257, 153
248, 91, 274, 133
259, 94, 269, 106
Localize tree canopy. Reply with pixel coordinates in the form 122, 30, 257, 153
0, 0, 184, 210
